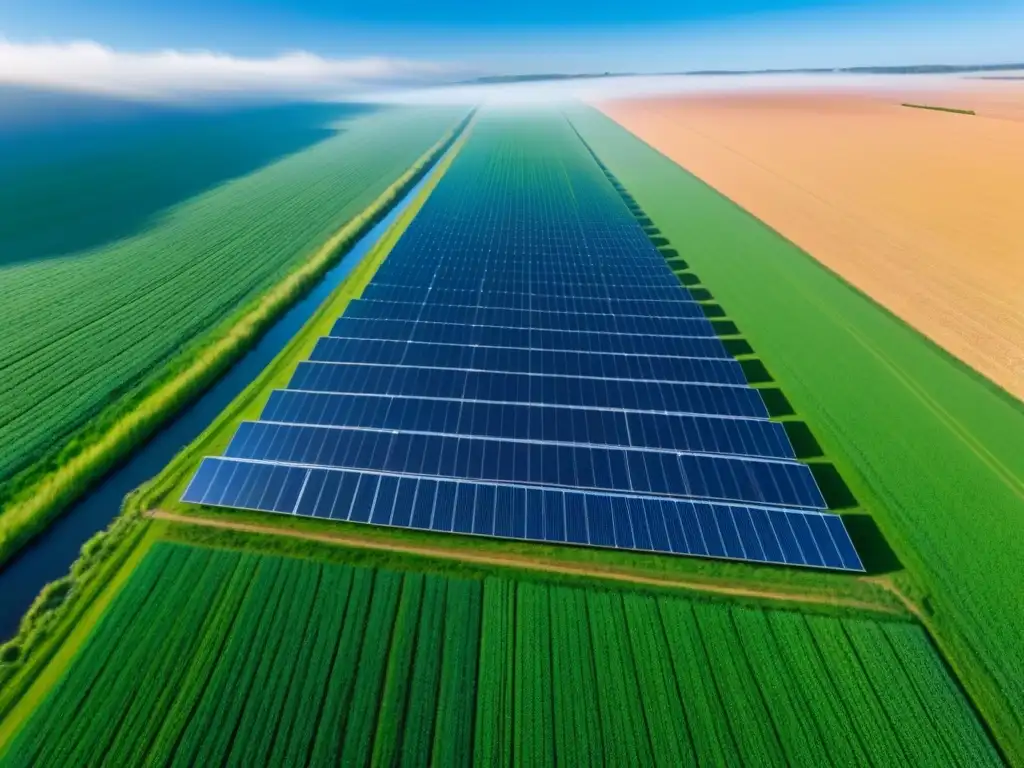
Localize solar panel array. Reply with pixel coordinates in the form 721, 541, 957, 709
182, 113, 864, 572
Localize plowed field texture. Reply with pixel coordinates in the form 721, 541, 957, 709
0, 104, 466, 489
598, 88, 1024, 399
0, 543, 999, 766
571, 102, 1024, 759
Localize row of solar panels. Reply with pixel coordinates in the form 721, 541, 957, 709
222, 421, 823, 508
365, 281, 693, 302
359, 291, 699, 318
260, 391, 794, 459
183, 459, 861, 571
309, 337, 747, 385
343, 299, 714, 337
289, 362, 767, 418
329, 317, 729, 358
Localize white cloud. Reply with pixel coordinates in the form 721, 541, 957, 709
360, 72, 987, 106
0, 38, 452, 100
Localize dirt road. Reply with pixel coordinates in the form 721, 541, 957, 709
152, 509, 901, 614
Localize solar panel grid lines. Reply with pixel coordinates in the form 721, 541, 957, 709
249, 411, 798, 466
221, 421, 825, 509
298, 356, 750, 392
366, 280, 691, 303
328, 317, 732, 358
309, 337, 749, 390
359, 289, 702, 317
182, 457, 863, 571
179, 110, 864, 572
281, 388, 779, 427
260, 388, 789, 450
343, 298, 717, 337
312, 335, 737, 372
286, 362, 771, 419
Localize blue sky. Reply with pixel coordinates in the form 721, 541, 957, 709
1, 0, 1022, 98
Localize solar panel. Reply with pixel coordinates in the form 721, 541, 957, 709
222, 421, 823, 508
259, 391, 795, 459
308, 337, 748, 385
183, 458, 862, 571
366, 281, 692, 303
344, 298, 716, 337
358, 289, 702, 318
287, 363, 769, 418
180, 112, 864, 572
329, 317, 731, 358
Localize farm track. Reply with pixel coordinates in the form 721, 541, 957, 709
150, 510, 902, 615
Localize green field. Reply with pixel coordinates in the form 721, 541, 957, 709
901, 102, 977, 115
569, 106, 1024, 759
0, 106, 465, 489
0, 542, 997, 766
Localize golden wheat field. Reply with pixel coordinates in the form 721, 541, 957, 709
599, 83, 1024, 399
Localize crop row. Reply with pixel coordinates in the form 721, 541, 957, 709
2, 544, 1000, 766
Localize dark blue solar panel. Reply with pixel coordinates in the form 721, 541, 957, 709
344, 299, 716, 338
358, 289, 703, 318
260, 390, 794, 459
222, 421, 823, 509
329, 317, 730, 359
287, 363, 768, 419
310, 337, 746, 384
182, 458, 861, 570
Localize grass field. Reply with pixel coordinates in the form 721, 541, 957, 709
0, 541, 998, 766
0, 105, 465, 491
569, 105, 1024, 759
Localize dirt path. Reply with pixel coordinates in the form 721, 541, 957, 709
152, 510, 902, 615
863, 574, 927, 621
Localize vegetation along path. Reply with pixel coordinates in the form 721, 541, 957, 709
151, 511, 901, 616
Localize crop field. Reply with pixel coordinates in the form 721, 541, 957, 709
0, 542, 998, 766
597, 91, 1024, 400
571, 104, 1024, 759
0, 105, 467, 489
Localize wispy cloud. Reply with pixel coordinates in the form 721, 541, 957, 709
359, 72, 990, 106
0, 38, 454, 100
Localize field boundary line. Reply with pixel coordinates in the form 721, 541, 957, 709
770, 256, 1024, 500
150, 510, 903, 616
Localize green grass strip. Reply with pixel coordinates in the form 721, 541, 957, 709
396, 574, 447, 766
338, 569, 403, 765
473, 578, 515, 768
368, 572, 426, 767
273, 565, 354, 766
432, 578, 483, 767
901, 103, 976, 115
